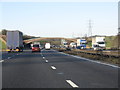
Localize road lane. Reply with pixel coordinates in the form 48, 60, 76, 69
2, 50, 70, 88
2, 49, 119, 88
2, 51, 22, 60
42, 49, 118, 88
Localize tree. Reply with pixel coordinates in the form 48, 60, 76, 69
1, 29, 7, 35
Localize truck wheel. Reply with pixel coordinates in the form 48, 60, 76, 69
21, 49, 23, 52
8, 51, 11, 53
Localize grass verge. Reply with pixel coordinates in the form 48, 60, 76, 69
53, 48, 119, 65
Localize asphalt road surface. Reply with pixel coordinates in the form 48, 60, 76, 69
1, 49, 119, 88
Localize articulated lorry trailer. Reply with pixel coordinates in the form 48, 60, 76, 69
6, 31, 24, 52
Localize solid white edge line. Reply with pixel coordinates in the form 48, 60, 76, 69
70, 55, 120, 68
0, 60, 4, 63
66, 80, 79, 88
51, 66, 56, 69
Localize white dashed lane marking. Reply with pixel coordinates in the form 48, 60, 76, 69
8, 57, 11, 59
51, 66, 56, 70
66, 80, 79, 88
45, 60, 48, 63
0, 60, 4, 63
40, 53, 43, 56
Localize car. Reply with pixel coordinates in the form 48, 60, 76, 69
32, 44, 41, 52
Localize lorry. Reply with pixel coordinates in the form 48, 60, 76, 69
45, 43, 51, 50
6, 31, 23, 52
61, 39, 69, 48
77, 39, 87, 49
92, 36, 106, 50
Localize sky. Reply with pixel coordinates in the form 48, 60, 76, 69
0, 1, 118, 38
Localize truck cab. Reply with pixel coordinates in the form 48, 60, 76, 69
77, 39, 87, 49
92, 36, 106, 50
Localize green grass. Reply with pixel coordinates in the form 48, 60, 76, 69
0, 39, 6, 50
87, 41, 92, 47
63, 50, 119, 65
105, 36, 118, 48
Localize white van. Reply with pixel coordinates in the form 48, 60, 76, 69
45, 43, 51, 50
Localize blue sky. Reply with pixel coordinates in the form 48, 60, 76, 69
1, 2, 118, 37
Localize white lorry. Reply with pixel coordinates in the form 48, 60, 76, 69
45, 43, 51, 50
92, 36, 106, 50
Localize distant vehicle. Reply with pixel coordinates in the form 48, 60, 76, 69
45, 43, 51, 50
33, 42, 40, 45
6, 31, 23, 52
69, 42, 77, 48
66, 45, 71, 51
92, 36, 106, 50
30, 44, 33, 48
93, 45, 101, 50
61, 39, 68, 48
31, 42, 41, 48
63, 42, 68, 48
32, 44, 41, 52
77, 39, 87, 49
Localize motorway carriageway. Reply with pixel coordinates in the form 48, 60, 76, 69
0, 49, 119, 88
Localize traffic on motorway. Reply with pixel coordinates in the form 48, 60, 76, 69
0, 1, 119, 89
1, 48, 119, 88
0, 30, 119, 89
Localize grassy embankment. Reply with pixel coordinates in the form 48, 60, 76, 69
0, 39, 6, 50
105, 36, 118, 49
64, 50, 119, 65
53, 47, 119, 65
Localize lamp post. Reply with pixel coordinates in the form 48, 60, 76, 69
118, 28, 120, 50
